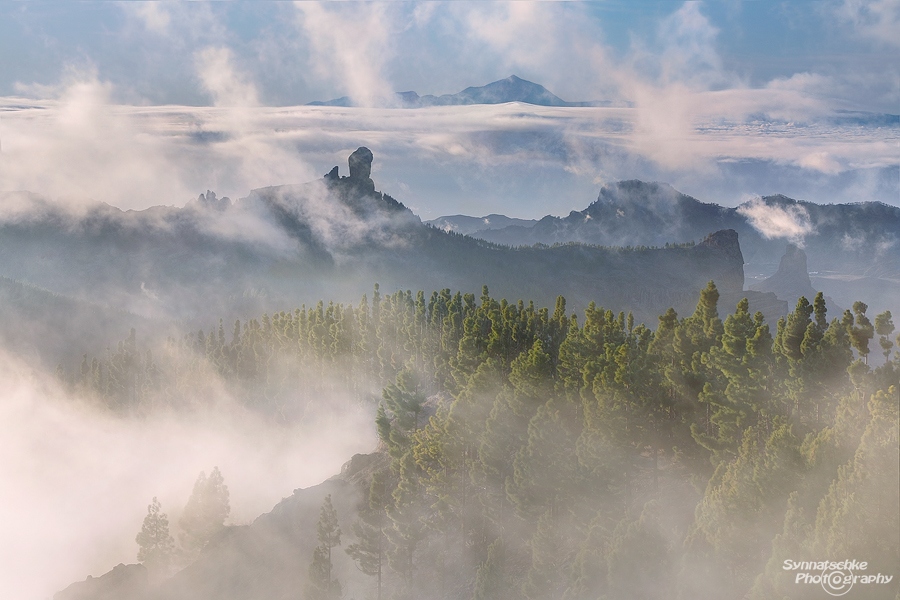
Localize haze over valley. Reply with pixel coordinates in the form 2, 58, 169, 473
0, 2, 897, 600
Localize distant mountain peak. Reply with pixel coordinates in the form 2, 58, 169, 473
307, 76, 607, 108
453, 74, 568, 107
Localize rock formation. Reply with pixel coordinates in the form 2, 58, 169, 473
348, 146, 373, 181
323, 147, 376, 196
695, 229, 745, 292
750, 244, 818, 304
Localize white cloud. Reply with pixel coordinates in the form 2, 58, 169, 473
195, 47, 260, 108
120, 1, 225, 43
738, 196, 815, 244
837, 0, 900, 47
131, 2, 172, 35
1, 72, 195, 211
0, 68, 318, 212
798, 151, 843, 174
456, 2, 613, 103
616, 2, 733, 171
293, 2, 397, 107
655, 2, 726, 88
2, 94, 896, 220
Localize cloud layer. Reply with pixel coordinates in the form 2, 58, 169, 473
1, 86, 896, 219
1, 2, 895, 218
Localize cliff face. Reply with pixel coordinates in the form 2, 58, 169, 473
694, 229, 745, 292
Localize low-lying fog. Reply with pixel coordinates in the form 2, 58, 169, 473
0, 348, 375, 599
1, 86, 896, 221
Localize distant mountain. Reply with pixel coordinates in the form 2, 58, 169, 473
308, 75, 610, 108
0, 149, 776, 335
425, 213, 538, 235
436, 180, 900, 317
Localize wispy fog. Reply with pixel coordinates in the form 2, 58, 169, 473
737, 196, 814, 246
1, 84, 896, 220
0, 348, 375, 599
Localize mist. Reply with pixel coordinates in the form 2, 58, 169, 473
2, 82, 896, 222
0, 347, 375, 599
0, 3, 897, 599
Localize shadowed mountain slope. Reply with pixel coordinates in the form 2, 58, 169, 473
0, 149, 774, 329
443, 180, 899, 316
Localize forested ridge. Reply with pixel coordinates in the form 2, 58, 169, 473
60, 282, 899, 600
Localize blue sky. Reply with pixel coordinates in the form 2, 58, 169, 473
1, 1, 896, 108
0, 1, 897, 216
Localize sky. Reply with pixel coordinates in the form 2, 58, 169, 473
0, 4, 897, 595
0, 1, 897, 218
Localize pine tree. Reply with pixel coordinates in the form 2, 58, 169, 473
606, 501, 672, 600
379, 367, 426, 461
473, 539, 509, 600
307, 495, 342, 600
875, 310, 895, 360
748, 492, 813, 600
522, 510, 567, 600
136, 497, 175, 577
346, 473, 389, 600
849, 301, 875, 364
813, 386, 900, 587
179, 466, 230, 562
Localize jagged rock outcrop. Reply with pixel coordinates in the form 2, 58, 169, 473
55, 563, 149, 600
193, 190, 231, 211
320, 146, 377, 195
749, 244, 843, 316
750, 244, 817, 303
348, 147, 373, 181
321, 147, 396, 209
455, 187, 898, 318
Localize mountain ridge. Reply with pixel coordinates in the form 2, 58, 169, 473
427, 180, 900, 317
307, 75, 611, 108
0, 148, 779, 332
